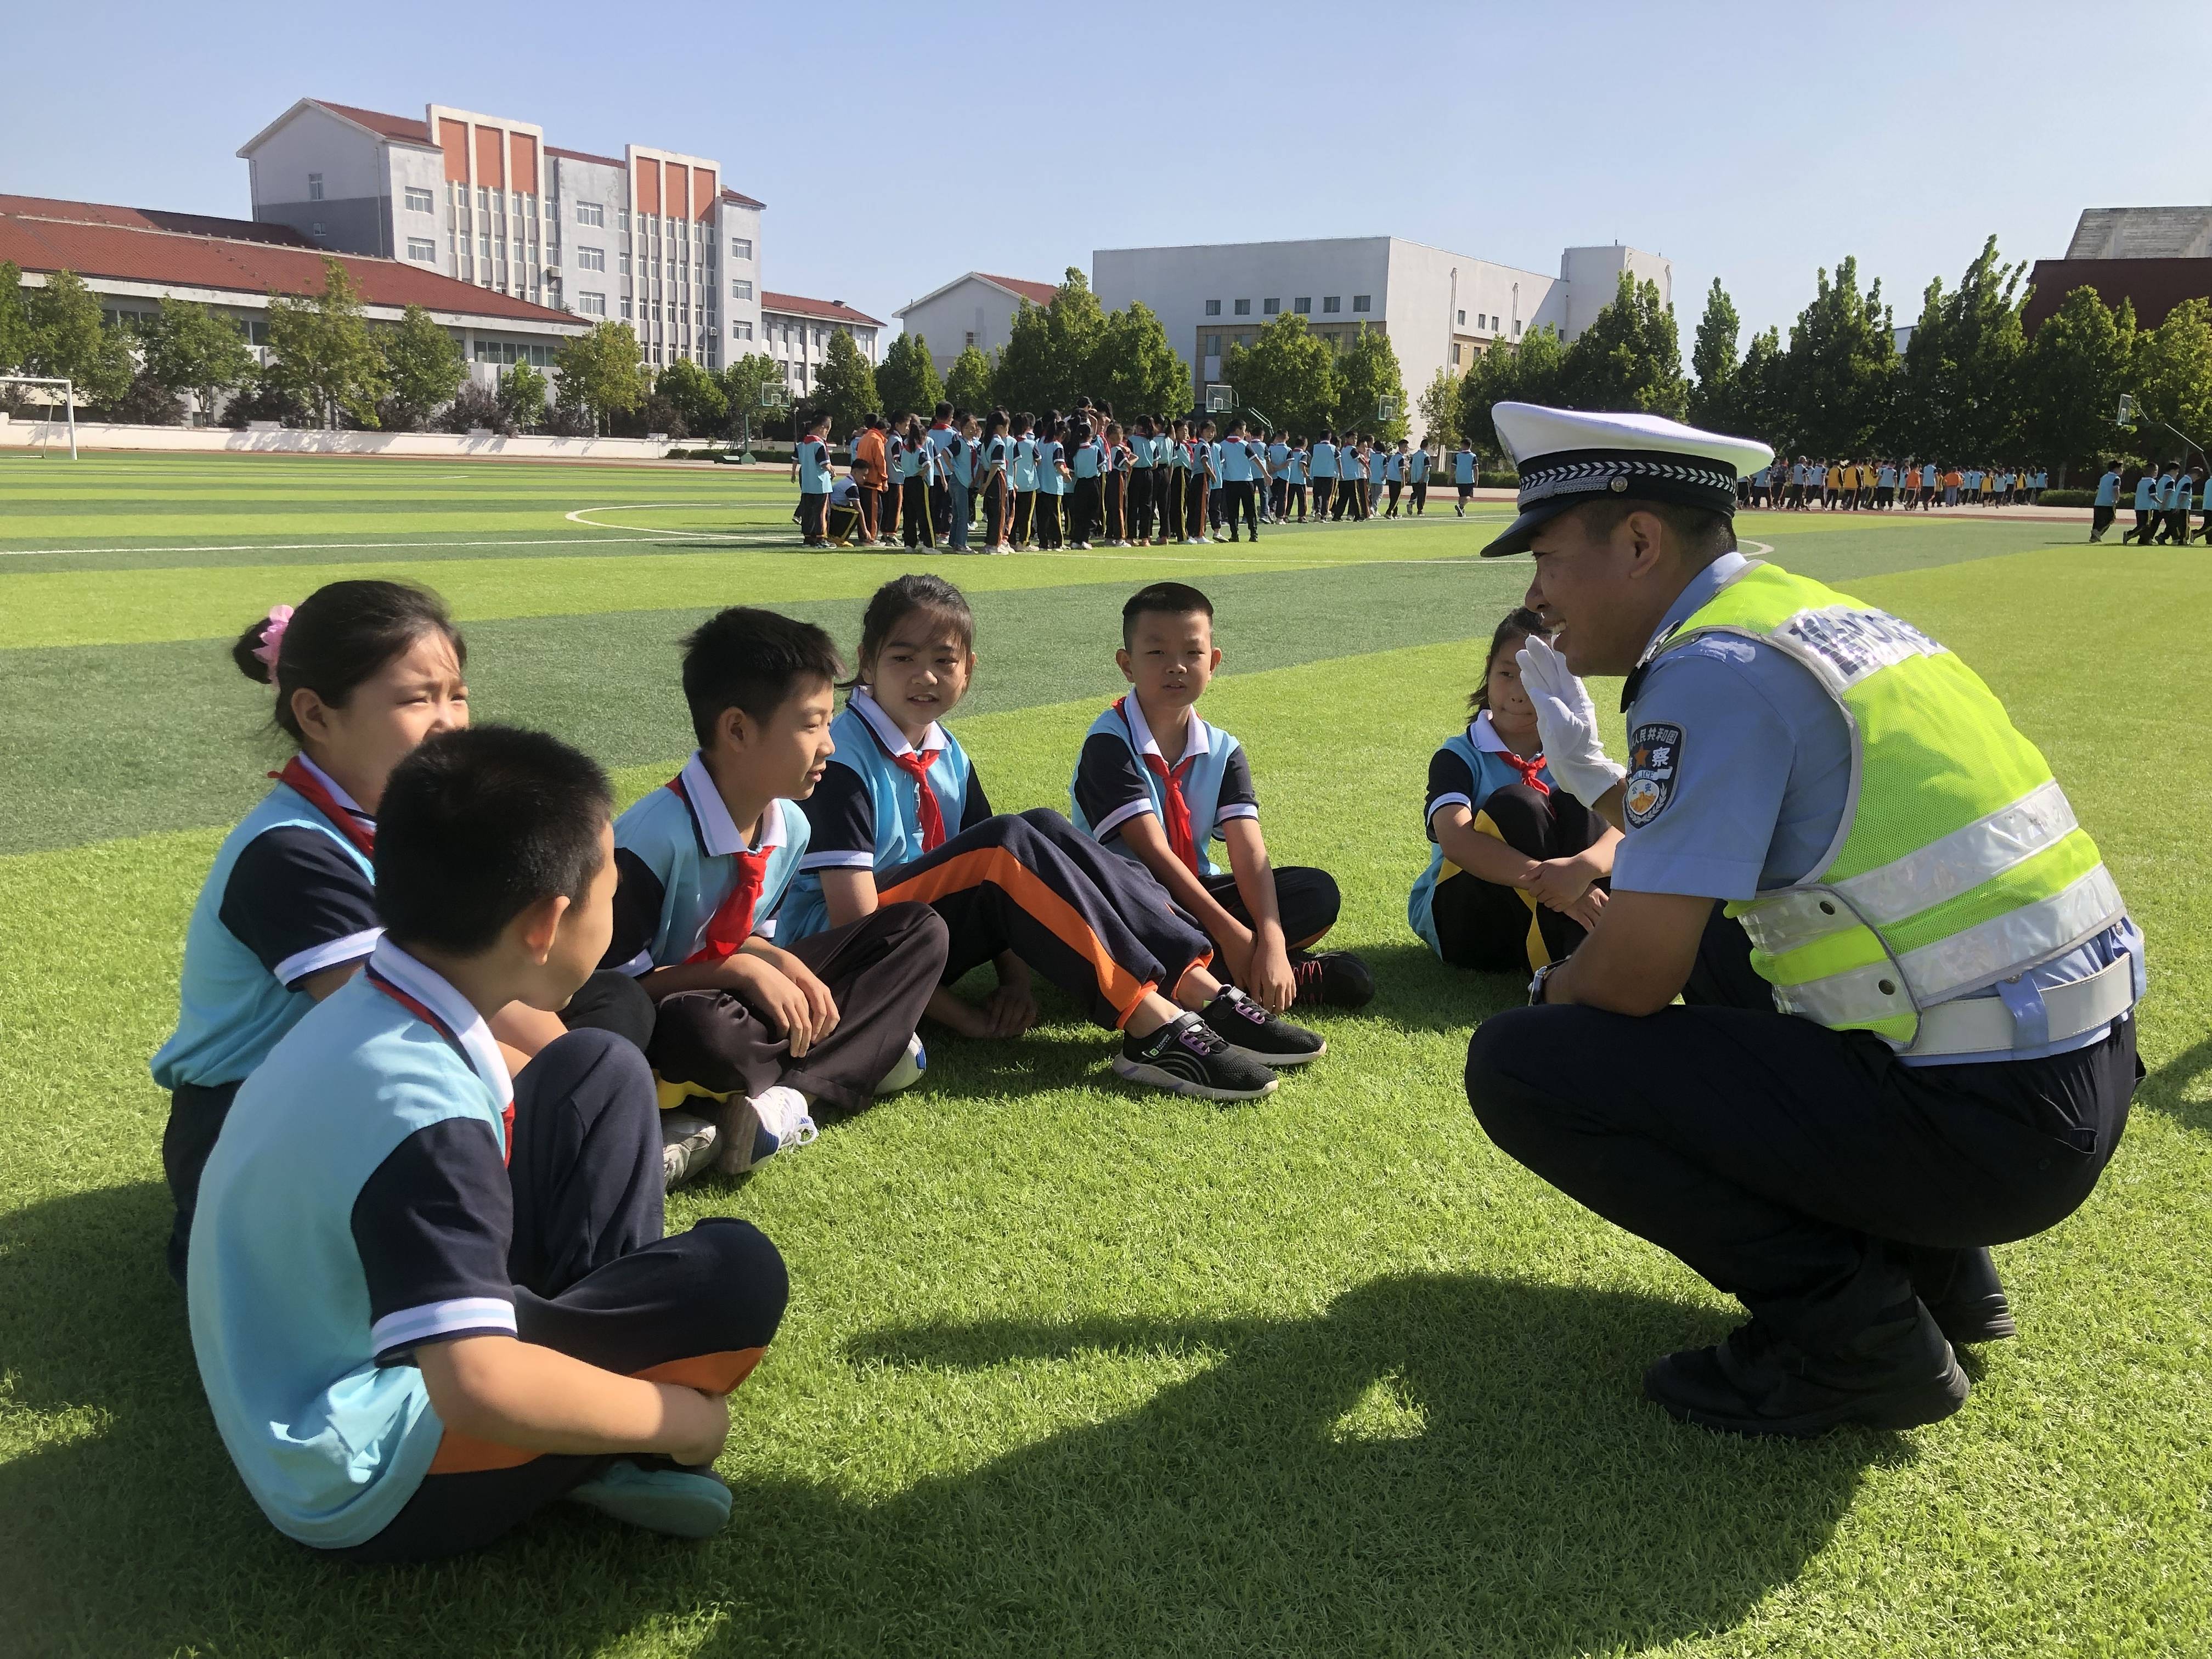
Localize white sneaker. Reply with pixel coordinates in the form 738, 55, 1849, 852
876, 1032, 928, 1095
713, 1085, 816, 1175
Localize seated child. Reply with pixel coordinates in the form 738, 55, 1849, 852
827, 471, 864, 546
781, 574, 1321, 1101
601, 607, 950, 1182
1409, 608, 1621, 972
1071, 582, 1375, 1013
189, 725, 788, 1561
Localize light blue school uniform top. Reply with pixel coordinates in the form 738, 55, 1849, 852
1344, 448, 1368, 481
1877, 464, 1897, 488
798, 437, 833, 494
781, 687, 984, 942
1407, 710, 1565, 955
153, 763, 380, 1091
1311, 441, 1339, 479
1127, 435, 1154, 469
2094, 471, 2121, 506
1382, 451, 1403, 483
608, 752, 809, 971
2132, 473, 2159, 510
1411, 447, 1431, 481
1036, 438, 1068, 494
1616, 551, 2141, 1065
1454, 449, 1477, 485
2177, 475, 2197, 511
1282, 448, 1307, 483
1014, 436, 1040, 491
1268, 441, 1290, 475
1071, 439, 1102, 479
1069, 695, 1256, 881
1217, 438, 1256, 482
188, 939, 513, 1550
1921, 463, 1937, 487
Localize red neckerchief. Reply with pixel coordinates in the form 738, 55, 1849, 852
891, 748, 946, 852
1499, 748, 1550, 797
1120, 698, 1199, 872
270, 755, 375, 858
667, 775, 772, 963
364, 967, 514, 1165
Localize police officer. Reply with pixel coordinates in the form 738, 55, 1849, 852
1463, 403, 2144, 1437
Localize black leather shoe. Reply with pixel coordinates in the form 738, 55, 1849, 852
1908, 1245, 2016, 1344
1644, 1306, 1970, 1438
1926, 1291, 2017, 1345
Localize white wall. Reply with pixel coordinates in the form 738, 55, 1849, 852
898, 277, 1023, 373
719, 199, 764, 353
1558, 245, 1673, 339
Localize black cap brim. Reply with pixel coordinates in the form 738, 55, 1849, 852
1480, 498, 1580, 558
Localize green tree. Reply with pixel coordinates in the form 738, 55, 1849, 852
944, 343, 994, 413
657, 356, 730, 436
1733, 325, 1790, 450
1088, 300, 1188, 418
812, 329, 878, 437
993, 267, 1107, 414
1415, 367, 1462, 450
1334, 325, 1408, 440
551, 319, 648, 435
266, 259, 387, 428
378, 304, 466, 429
141, 296, 257, 423
0, 261, 29, 373
1556, 272, 1689, 417
877, 331, 944, 419
24, 269, 135, 406
1221, 311, 1339, 436
2134, 297, 2212, 460
1775, 256, 1895, 456
498, 360, 551, 432
1457, 324, 1568, 455
1687, 278, 1741, 430
2021, 286, 2136, 483
1898, 236, 2025, 459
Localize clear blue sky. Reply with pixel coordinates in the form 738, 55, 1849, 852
8, 0, 2210, 357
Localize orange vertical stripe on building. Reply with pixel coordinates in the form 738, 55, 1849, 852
694, 168, 716, 219
438, 120, 470, 183
636, 157, 661, 215
475, 126, 505, 188
668, 163, 688, 223
509, 132, 538, 194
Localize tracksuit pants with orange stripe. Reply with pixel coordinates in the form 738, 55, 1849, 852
330, 1029, 788, 1564
878, 808, 1212, 1029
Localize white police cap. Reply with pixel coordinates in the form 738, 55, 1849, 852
1480, 403, 1775, 557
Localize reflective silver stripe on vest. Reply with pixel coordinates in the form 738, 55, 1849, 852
1770, 862, 2126, 1028
1734, 778, 2079, 958
1780, 953, 2135, 1057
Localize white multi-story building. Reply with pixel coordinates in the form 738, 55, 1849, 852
1091, 237, 1671, 413
891, 272, 1058, 375
238, 98, 766, 375
760, 294, 881, 400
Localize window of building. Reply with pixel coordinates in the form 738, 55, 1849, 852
577, 246, 605, 272
731, 278, 753, 300
619, 296, 633, 319
1204, 299, 1221, 316
579, 290, 607, 316
311, 222, 325, 236
731, 235, 752, 259
1238, 334, 1251, 349
617, 250, 630, 276
407, 238, 436, 262
617, 208, 630, 230
307, 173, 323, 201
1294, 296, 1312, 314
404, 186, 435, 214
1233, 298, 1250, 315
479, 233, 491, 259
1452, 343, 1463, 366
1513, 319, 1522, 336
1455, 308, 1466, 325
1263, 298, 1279, 315
477, 187, 490, 211
1206, 334, 1221, 355
1352, 295, 1371, 312
1322, 296, 1340, 313
733, 321, 753, 340
964, 330, 975, 347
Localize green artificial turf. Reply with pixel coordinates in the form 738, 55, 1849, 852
1, 454, 2207, 1657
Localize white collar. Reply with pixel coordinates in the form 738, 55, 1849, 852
366, 936, 512, 1106
1469, 710, 1511, 753
850, 685, 948, 760
1122, 693, 1210, 764
294, 751, 369, 816
678, 752, 786, 859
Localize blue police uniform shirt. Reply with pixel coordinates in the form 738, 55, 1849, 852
798, 437, 833, 494
602, 753, 809, 973
782, 687, 991, 940
1406, 710, 1565, 953
153, 755, 382, 1092
1454, 449, 1477, 485
1312, 440, 1338, 479
1070, 695, 1258, 879
1618, 550, 2138, 1064
188, 938, 516, 1549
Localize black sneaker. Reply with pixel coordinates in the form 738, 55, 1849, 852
1114, 1013, 1278, 1102
1643, 1306, 1969, 1438
1197, 987, 1325, 1066
1289, 948, 1376, 1010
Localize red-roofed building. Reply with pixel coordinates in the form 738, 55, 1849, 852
894, 272, 1063, 374
759, 292, 882, 399
238, 98, 770, 373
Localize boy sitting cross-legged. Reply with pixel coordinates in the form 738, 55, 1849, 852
188, 725, 789, 1562
1071, 583, 1375, 1014
604, 607, 950, 1183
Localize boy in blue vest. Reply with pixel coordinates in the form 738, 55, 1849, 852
792, 414, 833, 548
189, 725, 790, 1561
605, 608, 949, 1182
1071, 583, 1376, 1012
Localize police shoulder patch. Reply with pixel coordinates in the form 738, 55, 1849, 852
1623, 722, 1684, 829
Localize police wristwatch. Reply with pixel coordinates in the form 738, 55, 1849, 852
1528, 962, 1560, 1005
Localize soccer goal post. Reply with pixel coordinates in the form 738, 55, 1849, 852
0, 376, 78, 458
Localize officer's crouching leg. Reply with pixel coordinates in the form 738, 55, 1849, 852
1464, 1006, 1576, 1175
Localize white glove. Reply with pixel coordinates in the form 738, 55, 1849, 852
1515, 635, 1626, 807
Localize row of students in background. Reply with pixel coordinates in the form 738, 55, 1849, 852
1743, 459, 2049, 511
2102, 458, 2212, 545
158, 569, 1376, 1563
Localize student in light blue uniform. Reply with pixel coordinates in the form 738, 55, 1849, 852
1453, 442, 1478, 515
1281, 436, 1309, 521
1333, 435, 1365, 521
1011, 414, 1040, 548
1311, 429, 1340, 522
1033, 415, 1070, 549
188, 725, 789, 1561
1215, 417, 1262, 541
153, 582, 472, 1285
1067, 419, 1103, 548
2124, 466, 2163, 544
1408, 439, 1432, 515
793, 415, 834, 546
2089, 459, 2121, 541
1127, 416, 1160, 543
1267, 436, 1292, 520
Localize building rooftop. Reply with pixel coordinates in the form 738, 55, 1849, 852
1, 198, 579, 325
2065, 207, 2212, 262
762, 291, 882, 327
0, 194, 316, 248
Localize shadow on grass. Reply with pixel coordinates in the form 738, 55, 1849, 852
1351, 939, 1525, 1037
2, 1182, 1895, 1658
2138, 1029, 2212, 1136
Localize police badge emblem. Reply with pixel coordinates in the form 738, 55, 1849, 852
1623, 723, 1683, 828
